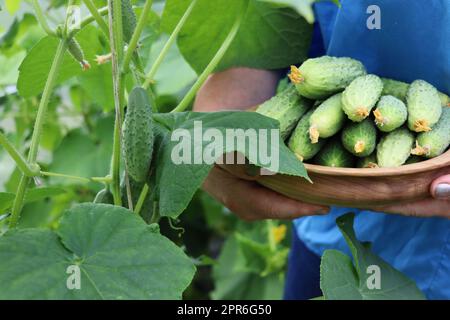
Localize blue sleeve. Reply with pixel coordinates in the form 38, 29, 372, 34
315, 0, 450, 95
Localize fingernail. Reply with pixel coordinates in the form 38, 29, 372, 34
435, 183, 450, 199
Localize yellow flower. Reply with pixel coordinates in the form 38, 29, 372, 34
271, 224, 287, 244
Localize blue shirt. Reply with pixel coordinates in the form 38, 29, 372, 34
295, 0, 450, 300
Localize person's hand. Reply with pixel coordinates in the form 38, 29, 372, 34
203, 164, 330, 221
194, 68, 330, 221
370, 173, 450, 218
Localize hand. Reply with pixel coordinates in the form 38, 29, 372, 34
370, 173, 450, 218
203, 164, 330, 221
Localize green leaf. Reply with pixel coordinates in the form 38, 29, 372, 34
0, 188, 66, 215
0, 51, 26, 85
0, 203, 196, 299
17, 26, 105, 98
151, 111, 308, 218
161, 0, 312, 74
320, 213, 426, 300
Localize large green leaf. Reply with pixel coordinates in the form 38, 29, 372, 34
161, 0, 312, 74
17, 25, 105, 98
150, 111, 308, 218
320, 213, 426, 300
0, 203, 196, 299
0, 187, 66, 215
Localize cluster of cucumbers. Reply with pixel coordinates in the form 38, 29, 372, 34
257, 56, 450, 168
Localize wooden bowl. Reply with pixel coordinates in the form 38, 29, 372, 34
229, 149, 450, 208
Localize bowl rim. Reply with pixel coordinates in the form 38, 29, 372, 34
304, 149, 450, 177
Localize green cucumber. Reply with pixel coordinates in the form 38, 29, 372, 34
121, 0, 137, 43
342, 74, 384, 122
377, 127, 415, 168
289, 56, 366, 100
314, 138, 355, 168
276, 77, 290, 94
123, 87, 154, 182
256, 84, 312, 140
373, 95, 407, 132
288, 109, 326, 161
341, 119, 377, 157
68, 38, 90, 70
121, 176, 154, 222
356, 154, 378, 168
405, 155, 424, 165
93, 188, 114, 204
308, 93, 346, 143
382, 78, 450, 106
411, 107, 450, 158
406, 80, 442, 132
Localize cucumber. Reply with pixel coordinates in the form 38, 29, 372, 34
411, 107, 450, 158
289, 56, 366, 100
382, 78, 450, 106
342, 74, 384, 122
356, 154, 378, 168
93, 188, 114, 204
288, 109, 326, 161
68, 38, 90, 70
111, 0, 137, 43
314, 138, 355, 168
276, 77, 290, 94
123, 87, 154, 182
308, 93, 346, 143
406, 80, 442, 132
341, 119, 377, 157
256, 84, 312, 140
373, 95, 407, 132
121, 176, 154, 222
377, 127, 415, 168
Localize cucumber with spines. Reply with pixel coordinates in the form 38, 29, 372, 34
377, 127, 415, 168
373, 95, 407, 132
356, 154, 378, 168
93, 188, 114, 204
314, 138, 355, 168
341, 119, 377, 157
308, 93, 346, 143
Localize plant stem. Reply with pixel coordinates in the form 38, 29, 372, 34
82, 0, 109, 36
171, 1, 247, 113
123, 0, 154, 74
108, 0, 125, 206
0, 132, 40, 177
32, 0, 55, 36
9, 40, 67, 228
134, 184, 149, 215
142, 0, 199, 90
40, 171, 92, 183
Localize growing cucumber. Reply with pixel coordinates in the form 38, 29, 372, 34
341, 119, 377, 157
314, 138, 355, 168
288, 56, 366, 100
377, 127, 415, 168
411, 107, 450, 158
373, 95, 407, 132
308, 93, 346, 143
112, 0, 137, 43
356, 154, 378, 168
382, 78, 450, 106
68, 38, 90, 70
342, 74, 384, 122
405, 155, 424, 165
123, 87, 154, 182
288, 109, 326, 161
93, 188, 114, 204
256, 84, 312, 140
406, 80, 442, 132
121, 175, 154, 222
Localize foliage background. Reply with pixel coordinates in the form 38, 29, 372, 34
0, 0, 298, 299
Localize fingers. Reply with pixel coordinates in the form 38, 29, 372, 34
203, 166, 330, 221
430, 174, 450, 200
373, 198, 450, 218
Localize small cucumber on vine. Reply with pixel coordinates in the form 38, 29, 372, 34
121, 175, 153, 222
406, 80, 442, 132
373, 95, 407, 132
377, 127, 415, 168
111, 0, 137, 43
68, 38, 90, 70
289, 56, 366, 100
256, 84, 312, 140
308, 93, 346, 143
342, 74, 384, 122
314, 138, 355, 168
123, 87, 154, 183
411, 107, 450, 158
93, 188, 114, 204
356, 154, 378, 168
288, 109, 326, 161
341, 119, 377, 157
